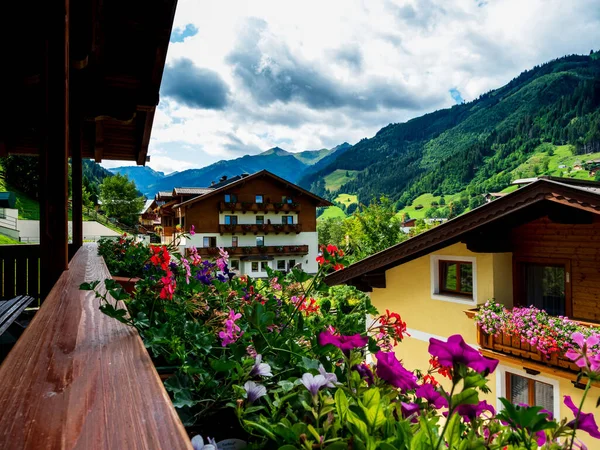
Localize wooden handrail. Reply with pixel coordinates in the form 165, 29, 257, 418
0, 243, 191, 449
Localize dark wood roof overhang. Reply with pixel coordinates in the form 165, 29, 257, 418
325, 180, 600, 292
0, 0, 177, 165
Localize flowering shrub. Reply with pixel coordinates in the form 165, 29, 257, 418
81, 242, 398, 432
475, 301, 600, 356
236, 331, 600, 449
97, 234, 152, 277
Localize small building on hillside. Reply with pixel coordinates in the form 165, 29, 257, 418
172, 170, 331, 276
400, 218, 417, 234
325, 177, 600, 449
482, 192, 507, 203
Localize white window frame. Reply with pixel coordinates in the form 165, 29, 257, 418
496, 364, 559, 415
430, 254, 477, 304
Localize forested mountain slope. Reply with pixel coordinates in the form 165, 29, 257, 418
300, 52, 600, 209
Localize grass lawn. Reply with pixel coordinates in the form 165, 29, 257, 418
319, 205, 346, 220
397, 192, 462, 220
512, 143, 599, 181
335, 193, 358, 206
0, 234, 21, 245
323, 170, 359, 192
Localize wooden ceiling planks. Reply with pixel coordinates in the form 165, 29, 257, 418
0, 0, 177, 165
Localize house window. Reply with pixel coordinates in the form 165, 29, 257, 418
261, 262, 269, 272
282, 196, 293, 204
505, 372, 555, 415
232, 236, 238, 247
289, 259, 296, 270
256, 236, 264, 247
430, 255, 477, 304
256, 216, 264, 225
255, 195, 264, 204
224, 215, 238, 225
439, 260, 473, 296
281, 215, 293, 225
516, 260, 568, 316
224, 194, 237, 203
230, 260, 240, 271
251, 262, 259, 272
277, 260, 286, 270
203, 236, 217, 247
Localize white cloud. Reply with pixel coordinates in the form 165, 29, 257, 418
143, 0, 600, 169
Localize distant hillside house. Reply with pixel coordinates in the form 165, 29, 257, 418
325, 177, 600, 448
170, 170, 331, 276
482, 192, 507, 203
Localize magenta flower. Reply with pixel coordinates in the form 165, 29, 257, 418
429, 334, 499, 374
189, 225, 195, 236
375, 351, 418, 392
564, 395, 600, 438
565, 332, 600, 372
401, 402, 420, 423
454, 400, 495, 422
218, 309, 242, 346
415, 383, 448, 409
318, 330, 368, 355
352, 363, 375, 386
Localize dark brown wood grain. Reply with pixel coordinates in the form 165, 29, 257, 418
0, 244, 192, 450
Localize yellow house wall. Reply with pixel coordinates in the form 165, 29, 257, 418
370, 242, 599, 450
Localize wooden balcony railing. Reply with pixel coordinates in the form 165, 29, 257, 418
219, 223, 302, 235
0, 244, 191, 449
465, 309, 580, 373
219, 201, 301, 214
0, 245, 41, 305
196, 244, 309, 257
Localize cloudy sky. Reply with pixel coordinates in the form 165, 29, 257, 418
102, 0, 600, 173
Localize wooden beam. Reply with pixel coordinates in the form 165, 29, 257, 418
95, 119, 104, 162
71, 126, 83, 253
39, 0, 70, 298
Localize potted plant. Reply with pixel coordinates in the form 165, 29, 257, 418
97, 235, 151, 293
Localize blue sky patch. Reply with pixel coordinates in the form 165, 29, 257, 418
170, 24, 199, 43
449, 88, 464, 104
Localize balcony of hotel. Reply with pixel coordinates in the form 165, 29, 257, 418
196, 244, 309, 258
464, 308, 596, 383
218, 223, 302, 235
219, 201, 301, 214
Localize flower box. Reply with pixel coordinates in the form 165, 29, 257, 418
111, 276, 140, 294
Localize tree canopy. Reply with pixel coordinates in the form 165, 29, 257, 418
99, 173, 145, 225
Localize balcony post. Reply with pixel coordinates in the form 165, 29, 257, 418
39, 0, 70, 297
71, 125, 83, 254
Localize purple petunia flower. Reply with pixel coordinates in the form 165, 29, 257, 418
318, 330, 368, 355
318, 364, 338, 388
401, 402, 420, 423
300, 373, 330, 397
352, 363, 375, 386
244, 381, 267, 404
454, 400, 495, 422
564, 395, 600, 438
375, 351, 418, 392
429, 334, 499, 374
249, 354, 273, 377
415, 383, 448, 409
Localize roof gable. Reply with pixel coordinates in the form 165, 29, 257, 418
174, 170, 332, 208
326, 178, 600, 290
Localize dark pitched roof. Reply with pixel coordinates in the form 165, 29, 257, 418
325, 178, 600, 289
173, 170, 332, 209
172, 187, 214, 196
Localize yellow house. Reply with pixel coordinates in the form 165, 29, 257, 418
326, 176, 600, 449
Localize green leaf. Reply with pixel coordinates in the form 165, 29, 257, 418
325, 443, 349, 450
210, 359, 236, 372
378, 444, 398, 450
451, 388, 479, 407
278, 380, 295, 393
444, 413, 461, 450
346, 410, 369, 441
335, 389, 350, 422
462, 374, 487, 390
307, 424, 321, 441
362, 388, 381, 409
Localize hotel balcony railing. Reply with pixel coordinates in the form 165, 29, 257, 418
195, 244, 309, 258
219, 201, 301, 214
0, 244, 190, 448
464, 309, 582, 374
218, 223, 302, 235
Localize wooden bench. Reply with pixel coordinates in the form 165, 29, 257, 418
0, 295, 35, 337
0, 244, 192, 450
